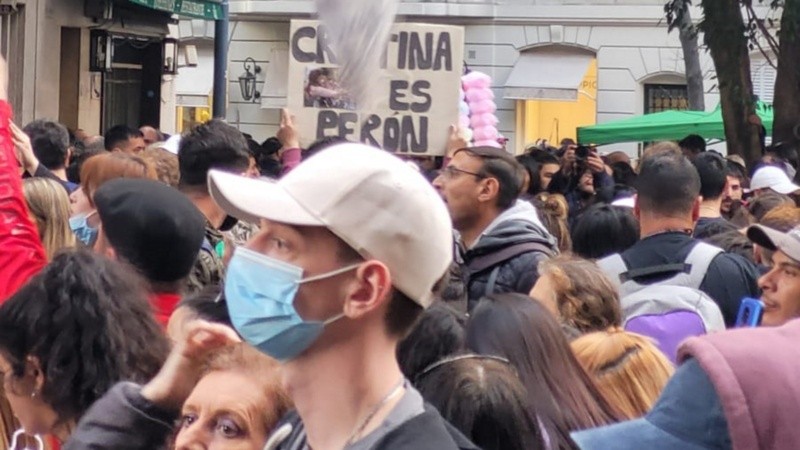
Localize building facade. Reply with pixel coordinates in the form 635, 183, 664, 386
215, 0, 724, 154
5, 0, 772, 154
0, 0, 220, 135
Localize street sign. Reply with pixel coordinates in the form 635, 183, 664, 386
128, 0, 223, 20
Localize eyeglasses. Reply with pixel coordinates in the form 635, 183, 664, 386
440, 165, 485, 180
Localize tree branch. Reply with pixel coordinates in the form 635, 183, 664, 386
744, 2, 781, 66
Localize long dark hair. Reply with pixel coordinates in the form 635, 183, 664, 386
466, 293, 621, 449
0, 249, 169, 427
397, 302, 466, 382
417, 355, 546, 450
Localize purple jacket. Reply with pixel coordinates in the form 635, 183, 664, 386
679, 319, 800, 450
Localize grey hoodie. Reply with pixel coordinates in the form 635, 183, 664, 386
447, 200, 557, 311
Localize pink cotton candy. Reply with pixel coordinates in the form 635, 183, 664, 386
473, 126, 499, 141
468, 99, 497, 115
470, 113, 499, 128
459, 115, 471, 129
462, 71, 492, 89
466, 88, 495, 102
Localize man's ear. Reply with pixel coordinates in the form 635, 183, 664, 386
691, 196, 702, 222
343, 261, 392, 319
477, 178, 500, 204
93, 229, 117, 260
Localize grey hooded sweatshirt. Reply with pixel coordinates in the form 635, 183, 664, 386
443, 200, 558, 312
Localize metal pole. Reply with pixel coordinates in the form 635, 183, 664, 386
212, 0, 229, 118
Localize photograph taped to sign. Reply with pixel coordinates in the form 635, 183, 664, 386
303, 67, 357, 110
288, 20, 465, 156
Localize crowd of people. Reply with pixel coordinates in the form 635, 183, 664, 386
0, 49, 798, 450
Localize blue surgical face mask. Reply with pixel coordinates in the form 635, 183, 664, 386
69, 211, 99, 247
225, 247, 361, 362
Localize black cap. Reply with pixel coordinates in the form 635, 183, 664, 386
94, 178, 206, 283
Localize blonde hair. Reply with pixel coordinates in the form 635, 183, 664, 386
538, 255, 621, 333
204, 344, 292, 434
80, 153, 157, 206
533, 192, 571, 252
571, 328, 674, 420
22, 178, 76, 260
141, 146, 180, 188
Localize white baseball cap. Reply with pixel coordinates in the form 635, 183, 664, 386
747, 224, 800, 263
160, 134, 182, 155
749, 166, 800, 195
208, 143, 453, 308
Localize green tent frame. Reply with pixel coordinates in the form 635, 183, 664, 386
576, 102, 774, 145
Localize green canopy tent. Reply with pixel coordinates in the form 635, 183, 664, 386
577, 101, 774, 145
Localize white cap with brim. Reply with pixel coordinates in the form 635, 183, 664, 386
208, 143, 454, 308
161, 134, 182, 155
747, 224, 800, 263
749, 166, 800, 195
571, 359, 729, 450
611, 196, 636, 208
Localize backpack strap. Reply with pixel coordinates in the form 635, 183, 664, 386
684, 242, 724, 290
484, 266, 501, 298
622, 263, 690, 282
466, 241, 554, 275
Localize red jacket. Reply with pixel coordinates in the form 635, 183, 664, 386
0, 101, 47, 301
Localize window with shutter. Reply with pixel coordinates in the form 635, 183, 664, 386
751, 59, 776, 104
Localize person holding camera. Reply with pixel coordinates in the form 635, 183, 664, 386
548, 144, 613, 223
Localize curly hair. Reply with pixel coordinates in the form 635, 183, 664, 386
0, 249, 169, 427
537, 255, 622, 334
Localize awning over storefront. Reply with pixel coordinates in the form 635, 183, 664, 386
504, 48, 594, 101
128, 0, 223, 20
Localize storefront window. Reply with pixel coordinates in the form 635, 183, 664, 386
177, 106, 212, 132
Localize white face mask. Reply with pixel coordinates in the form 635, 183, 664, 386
9, 429, 43, 450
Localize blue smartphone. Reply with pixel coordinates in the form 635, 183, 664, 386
735, 298, 764, 327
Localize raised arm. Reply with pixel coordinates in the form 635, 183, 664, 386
0, 56, 47, 301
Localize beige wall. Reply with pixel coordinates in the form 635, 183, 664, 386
20, 0, 173, 134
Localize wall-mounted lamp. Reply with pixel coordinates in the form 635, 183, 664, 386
238, 57, 262, 102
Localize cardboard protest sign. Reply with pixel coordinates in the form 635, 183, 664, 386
288, 20, 464, 155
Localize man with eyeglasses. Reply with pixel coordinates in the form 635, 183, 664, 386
433, 146, 558, 312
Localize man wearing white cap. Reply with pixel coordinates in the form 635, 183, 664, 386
64, 143, 477, 450
749, 165, 800, 197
